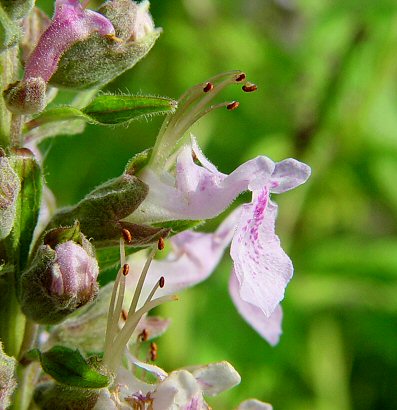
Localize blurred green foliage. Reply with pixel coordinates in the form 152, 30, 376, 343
36, 0, 397, 408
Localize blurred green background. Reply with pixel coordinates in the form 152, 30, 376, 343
36, 0, 397, 408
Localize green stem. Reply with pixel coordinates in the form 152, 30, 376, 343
13, 362, 41, 410
18, 319, 38, 361
0, 269, 25, 357
11, 113, 24, 147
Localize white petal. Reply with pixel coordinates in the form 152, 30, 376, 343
93, 389, 118, 410
236, 399, 273, 410
230, 195, 293, 317
229, 272, 283, 346
152, 370, 205, 410
270, 158, 311, 194
191, 361, 241, 396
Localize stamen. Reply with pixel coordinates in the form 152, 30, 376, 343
105, 34, 123, 43
138, 328, 149, 342
150, 342, 158, 361
108, 294, 178, 371
157, 237, 165, 251
103, 238, 126, 365
103, 243, 176, 373
150, 70, 246, 171
127, 247, 157, 318
122, 228, 132, 243
122, 263, 130, 276
242, 83, 258, 92
203, 82, 214, 93
143, 277, 165, 307
121, 309, 128, 321
227, 101, 239, 111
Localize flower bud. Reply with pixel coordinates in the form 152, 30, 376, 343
48, 0, 160, 89
20, 227, 99, 324
0, 151, 21, 240
3, 77, 47, 114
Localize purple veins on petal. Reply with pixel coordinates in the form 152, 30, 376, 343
24, 0, 115, 82
231, 196, 293, 318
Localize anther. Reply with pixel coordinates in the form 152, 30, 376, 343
150, 342, 158, 361
139, 328, 149, 342
235, 73, 246, 82
242, 83, 258, 92
158, 237, 165, 251
105, 34, 123, 43
121, 309, 128, 321
203, 82, 214, 93
122, 228, 132, 243
227, 101, 239, 111
159, 276, 165, 288
192, 150, 198, 162
122, 263, 130, 276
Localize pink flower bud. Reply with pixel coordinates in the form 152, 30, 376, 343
20, 235, 100, 324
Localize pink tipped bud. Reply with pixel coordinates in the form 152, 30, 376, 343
20, 234, 99, 324
50, 241, 99, 303
24, 0, 115, 83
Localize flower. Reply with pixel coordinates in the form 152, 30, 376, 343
95, 361, 241, 410
24, 0, 116, 83
125, 72, 311, 344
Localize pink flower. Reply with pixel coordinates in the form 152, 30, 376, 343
126, 72, 311, 344
131, 139, 310, 344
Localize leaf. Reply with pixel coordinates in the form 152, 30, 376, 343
25, 94, 177, 131
38, 346, 110, 388
8, 148, 43, 273
82, 94, 177, 124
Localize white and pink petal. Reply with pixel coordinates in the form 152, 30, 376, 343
229, 272, 283, 346
230, 196, 293, 318
270, 158, 311, 194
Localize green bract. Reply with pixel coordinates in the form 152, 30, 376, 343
0, 153, 20, 240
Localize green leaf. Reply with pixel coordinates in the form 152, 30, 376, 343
25, 94, 177, 131
82, 94, 177, 124
38, 346, 110, 388
8, 148, 43, 273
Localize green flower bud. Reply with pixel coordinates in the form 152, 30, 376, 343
3, 77, 47, 114
20, 226, 99, 324
0, 0, 34, 20
49, 0, 160, 89
0, 151, 21, 240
